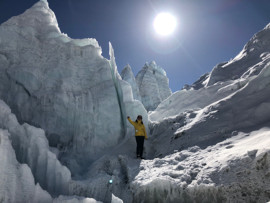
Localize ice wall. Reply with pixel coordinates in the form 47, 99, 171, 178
136, 61, 172, 111
0, 0, 140, 174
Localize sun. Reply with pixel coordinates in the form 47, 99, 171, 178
153, 12, 177, 36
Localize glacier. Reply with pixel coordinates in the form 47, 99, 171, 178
0, 0, 270, 202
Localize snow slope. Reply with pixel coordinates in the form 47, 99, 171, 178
132, 128, 270, 202
207, 23, 270, 86
135, 23, 270, 202
149, 59, 270, 157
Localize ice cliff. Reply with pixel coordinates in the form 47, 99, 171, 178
0, 0, 146, 175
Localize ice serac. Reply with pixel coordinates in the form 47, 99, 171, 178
0, 129, 52, 203
207, 23, 270, 86
108, 43, 148, 139
121, 64, 142, 101
109, 42, 126, 139
136, 61, 172, 111
0, 99, 100, 201
0, 99, 71, 196
0, 0, 129, 172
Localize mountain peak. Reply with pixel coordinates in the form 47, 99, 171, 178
265, 23, 270, 30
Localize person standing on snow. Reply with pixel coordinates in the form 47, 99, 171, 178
127, 115, 148, 159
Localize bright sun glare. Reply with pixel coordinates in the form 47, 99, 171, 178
153, 12, 177, 36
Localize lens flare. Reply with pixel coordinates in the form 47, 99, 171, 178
153, 12, 177, 36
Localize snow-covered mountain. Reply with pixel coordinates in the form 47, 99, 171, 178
135, 61, 172, 111
149, 23, 270, 158
0, 0, 270, 202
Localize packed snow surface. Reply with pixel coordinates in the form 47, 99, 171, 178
132, 128, 270, 203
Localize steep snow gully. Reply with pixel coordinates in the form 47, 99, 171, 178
0, 0, 270, 202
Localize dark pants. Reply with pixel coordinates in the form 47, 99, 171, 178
136, 136, 145, 157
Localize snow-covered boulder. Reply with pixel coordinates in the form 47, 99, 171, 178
121, 64, 141, 101
136, 61, 172, 111
0, 0, 142, 173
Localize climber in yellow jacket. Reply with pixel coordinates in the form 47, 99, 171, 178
127, 115, 147, 159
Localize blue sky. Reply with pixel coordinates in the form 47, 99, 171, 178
0, 0, 270, 92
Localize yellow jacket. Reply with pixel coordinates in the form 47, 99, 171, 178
128, 117, 148, 139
